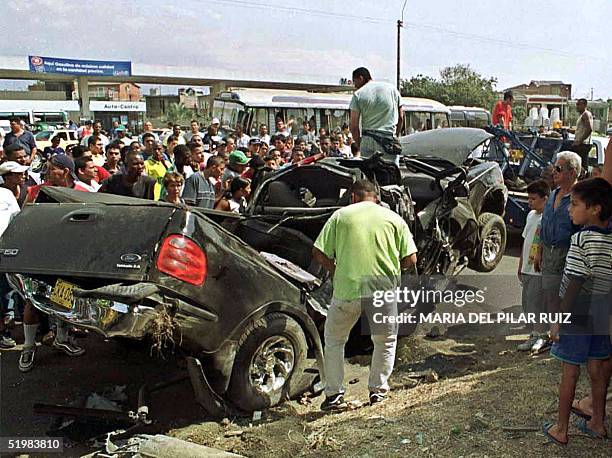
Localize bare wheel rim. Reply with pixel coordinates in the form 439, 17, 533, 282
249, 336, 295, 395
482, 227, 503, 264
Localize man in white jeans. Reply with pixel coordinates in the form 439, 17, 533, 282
312, 179, 417, 411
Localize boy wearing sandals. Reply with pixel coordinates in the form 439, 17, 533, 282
544, 178, 612, 444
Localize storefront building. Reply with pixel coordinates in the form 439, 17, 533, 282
89, 101, 146, 132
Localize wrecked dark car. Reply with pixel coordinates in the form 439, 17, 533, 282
247, 127, 508, 276
0, 128, 506, 413
0, 188, 325, 413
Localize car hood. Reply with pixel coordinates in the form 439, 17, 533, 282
400, 128, 494, 166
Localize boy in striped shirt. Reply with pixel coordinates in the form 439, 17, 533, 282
544, 178, 612, 444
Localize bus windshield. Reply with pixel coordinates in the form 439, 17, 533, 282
212, 100, 246, 130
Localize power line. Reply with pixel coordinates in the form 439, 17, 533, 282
204, 0, 607, 62
206, 0, 392, 24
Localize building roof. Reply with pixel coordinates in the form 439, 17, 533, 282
87, 82, 141, 88
504, 80, 569, 92
530, 80, 566, 86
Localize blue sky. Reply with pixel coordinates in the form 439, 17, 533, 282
1, 0, 610, 99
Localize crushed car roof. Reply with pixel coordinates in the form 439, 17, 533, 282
400, 127, 493, 166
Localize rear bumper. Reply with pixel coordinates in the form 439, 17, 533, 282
14, 274, 240, 396
16, 275, 158, 339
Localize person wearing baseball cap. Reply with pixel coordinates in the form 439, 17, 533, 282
222, 150, 250, 185
19, 154, 87, 372
248, 137, 262, 158
0, 161, 29, 349
24, 154, 78, 204
0, 161, 28, 231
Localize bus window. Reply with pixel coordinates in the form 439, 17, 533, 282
34, 112, 67, 125
212, 100, 225, 123
433, 112, 449, 129
285, 108, 307, 134
407, 112, 430, 133
450, 114, 467, 127
470, 111, 491, 128
248, 107, 269, 136
56, 132, 68, 141
219, 101, 243, 128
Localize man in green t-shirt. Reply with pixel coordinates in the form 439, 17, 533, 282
313, 179, 417, 411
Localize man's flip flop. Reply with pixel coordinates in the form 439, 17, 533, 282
570, 400, 592, 421
542, 422, 568, 446
575, 417, 607, 439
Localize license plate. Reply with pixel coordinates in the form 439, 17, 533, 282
50, 279, 76, 310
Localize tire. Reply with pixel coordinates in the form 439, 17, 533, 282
227, 313, 307, 411
469, 212, 507, 272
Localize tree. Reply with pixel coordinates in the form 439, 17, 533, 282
163, 103, 193, 124
401, 64, 498, 110
400, 75, 447, 103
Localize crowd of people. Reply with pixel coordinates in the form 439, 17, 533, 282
0, 67, 610, 436
0, 113, 363, 214
0, 101, 366, 357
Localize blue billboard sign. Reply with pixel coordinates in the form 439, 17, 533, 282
28, 56, 131, 77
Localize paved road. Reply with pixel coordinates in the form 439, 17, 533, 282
0, 228, 524, 452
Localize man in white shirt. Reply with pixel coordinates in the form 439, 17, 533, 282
74, 157, 101, 192
139, 121, 159, 143
349, 67, 403, 163
183, 120, 202, 143
572, 98, 593, 173
81, 121, 109, 148
235, 124, 250, 149
257, 124, 271, 145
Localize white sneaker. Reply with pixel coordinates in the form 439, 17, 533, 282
0, 333, 16, 348
517, 335, 538, 351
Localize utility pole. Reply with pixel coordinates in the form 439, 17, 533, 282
397, 0, 408, 92
396, 20, 402, 91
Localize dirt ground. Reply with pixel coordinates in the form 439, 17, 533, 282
1, 324, 611, 457
166, 333, 611, 458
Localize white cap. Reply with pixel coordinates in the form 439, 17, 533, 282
211, 117, 220, 125
0, 161, 29, 175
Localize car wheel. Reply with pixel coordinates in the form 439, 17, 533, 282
228, 313, 307, 411
469, 212, 506, 272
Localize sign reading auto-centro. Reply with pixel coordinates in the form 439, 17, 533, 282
29, 55, 131, 77
89, 101, 146, 112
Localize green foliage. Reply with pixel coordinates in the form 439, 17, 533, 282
163, 103, 194, 124
401, 64, 498, 110
512, 105, 526, 124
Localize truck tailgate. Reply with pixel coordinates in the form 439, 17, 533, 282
0, 203, 175, 281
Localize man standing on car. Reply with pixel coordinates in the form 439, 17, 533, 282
312, 179, 417, 411
349, 68, 403, 163
493, 91, 513, 129
571, 98, 593, 173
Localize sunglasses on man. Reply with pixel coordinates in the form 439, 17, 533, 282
554, 165, 570, 173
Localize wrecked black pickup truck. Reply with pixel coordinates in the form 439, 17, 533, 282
0, 188, 325, 412
0, 128, 507, 413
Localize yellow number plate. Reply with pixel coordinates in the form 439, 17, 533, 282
50, 279, 76, 310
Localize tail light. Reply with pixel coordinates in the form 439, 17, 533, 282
156, 235, 207, 285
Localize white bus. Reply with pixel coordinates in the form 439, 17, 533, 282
0, 100, 78, 129
212, 89, 450, 137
